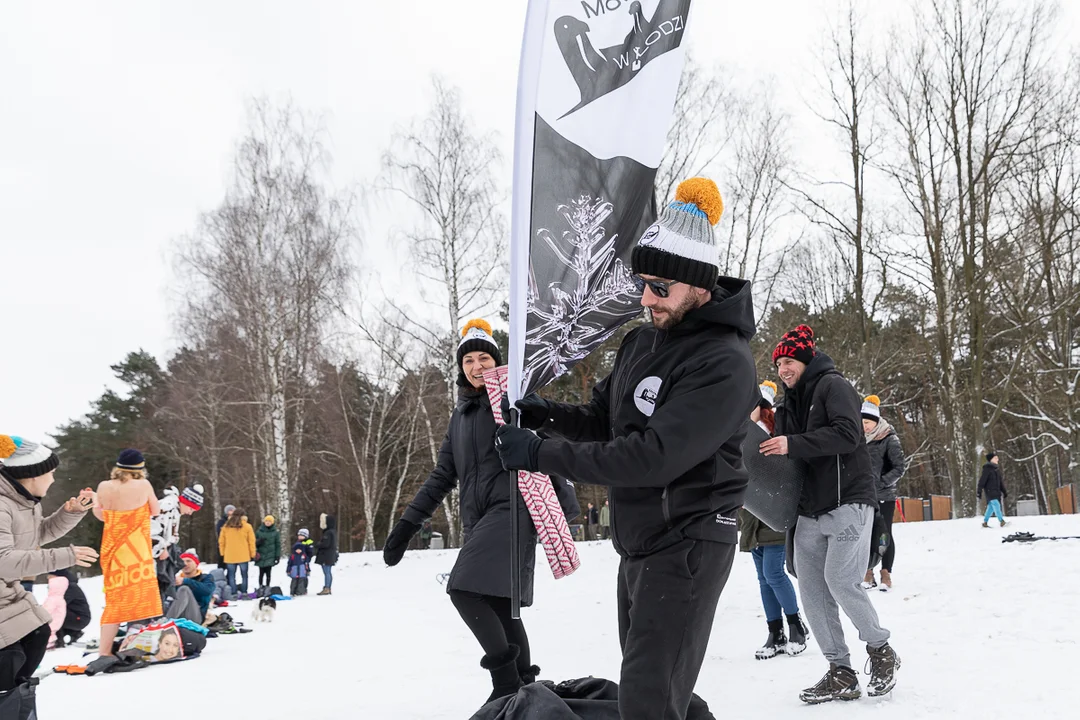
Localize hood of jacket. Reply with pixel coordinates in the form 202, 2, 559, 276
671, 277, 756, 341
320, 513, 337, 531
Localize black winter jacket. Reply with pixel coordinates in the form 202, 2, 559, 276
866, 429, 905, 503
773, 353, 878, 517
403, 387, 579, 607
977, 463, 1007, 501
534, 279, 758, 557
315, 515, 338, 566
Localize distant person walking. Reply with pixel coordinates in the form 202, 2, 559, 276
978, 453, 1007, 528
599, 500, 610, 540
585, 502, 599, 540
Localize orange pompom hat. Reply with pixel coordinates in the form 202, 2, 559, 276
631, 177, 724, 289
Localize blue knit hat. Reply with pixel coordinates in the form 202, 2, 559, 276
116, 448, 146, 470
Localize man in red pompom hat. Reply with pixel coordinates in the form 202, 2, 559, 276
761, 324, 900, 703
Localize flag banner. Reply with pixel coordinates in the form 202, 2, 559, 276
510, 0, 695, 400
483, 366, 581, 579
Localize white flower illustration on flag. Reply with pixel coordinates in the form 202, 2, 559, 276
523, 194, 641, 390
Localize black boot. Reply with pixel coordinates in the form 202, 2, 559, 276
799, 663, 861, 704
755, 619, 787, 660
479, 644, 523, 703
785, 613, 809, 656
865, 642, 901, 697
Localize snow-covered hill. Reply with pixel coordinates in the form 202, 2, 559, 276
37, 514, 1080, 718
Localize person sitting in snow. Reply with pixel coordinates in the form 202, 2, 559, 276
152, 484, 204, 607
165, 550, 214, 624
50, 568, 91, 648
287, 529, 314, 596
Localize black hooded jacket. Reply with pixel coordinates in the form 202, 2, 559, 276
534, 278, 758, 557
977, 462, 1007, 501
315, 514, 338, 566
773, 353, 878, 517
403, 386, 579, 606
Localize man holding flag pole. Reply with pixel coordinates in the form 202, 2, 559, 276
496, 178, 758, 720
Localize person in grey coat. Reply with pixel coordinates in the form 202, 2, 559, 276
859, 396, 905, 591
382, 319, 579, 706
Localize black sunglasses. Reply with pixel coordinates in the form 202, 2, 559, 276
632, 275, 680, 298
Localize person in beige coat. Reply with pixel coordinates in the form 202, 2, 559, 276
0, 435, 97, 691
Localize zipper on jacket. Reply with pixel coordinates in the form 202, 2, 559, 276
471, 411, 482, 513
836, 456, 842, 511
661, 487, 672, 529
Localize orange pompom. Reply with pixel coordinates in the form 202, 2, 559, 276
675, 177, 724, 226
0, 435, 16, 460
461, 318, 493, 338
864, 395, 881, 407
761, 380, 778, 393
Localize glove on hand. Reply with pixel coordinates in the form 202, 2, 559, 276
494, 425, 543, 472
383, 519, 420, 567
501, 393, 551, 430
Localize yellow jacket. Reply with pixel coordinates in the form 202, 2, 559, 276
218, 521, 257, 564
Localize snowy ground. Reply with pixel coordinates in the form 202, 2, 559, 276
37, 514, 1080, 719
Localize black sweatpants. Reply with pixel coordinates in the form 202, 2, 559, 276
448, 590, 530, 669
617, 539, 735, 720
258, 566, 273, 588
0, 623, 50, 692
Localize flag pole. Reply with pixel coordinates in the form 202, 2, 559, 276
508, 0, 546, 621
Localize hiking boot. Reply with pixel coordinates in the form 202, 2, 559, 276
865, 642, 901, 696
755, 619, 787, 660
785, 613, 809, 656
982, 522, 989, 528
799, 664, 861, 704
879, 569, 893, 591
1000, 520, 1007, 527
317, 587, 331, 596
861, 570, 877, 589
480, 644, 523, 703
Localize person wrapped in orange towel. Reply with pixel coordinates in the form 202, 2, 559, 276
92, 449, 161, 662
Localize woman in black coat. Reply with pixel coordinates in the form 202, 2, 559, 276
314, 513, 338, 596
382, 319, 579, 704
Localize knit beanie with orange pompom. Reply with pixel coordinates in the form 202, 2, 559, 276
631, 177, 724, 289
0, 434, 60, 482
861, 395, 882, 422
455, 318, 502, 386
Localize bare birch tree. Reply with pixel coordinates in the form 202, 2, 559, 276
175, 100, 353, 532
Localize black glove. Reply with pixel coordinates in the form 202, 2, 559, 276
383, 519, 420, 567
501, 393, 551, 430
495, 425, 543, 472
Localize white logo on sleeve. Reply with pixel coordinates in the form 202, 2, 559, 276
633, 376, 663, 416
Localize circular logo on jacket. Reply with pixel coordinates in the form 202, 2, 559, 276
633, 376, 663, 416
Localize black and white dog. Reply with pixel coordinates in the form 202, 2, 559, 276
251, 596, 277, 623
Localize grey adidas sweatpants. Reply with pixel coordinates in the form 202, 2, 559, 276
794, 503, 890, 669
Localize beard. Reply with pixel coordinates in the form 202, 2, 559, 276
648, 292, 701, 330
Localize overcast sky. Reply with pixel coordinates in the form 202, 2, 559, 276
1, 0, 1075, 444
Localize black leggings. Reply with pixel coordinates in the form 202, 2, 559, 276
879, 500, 896, 572
449, 590, 530, 667
0, 623, 49, 692
258, 567, 272, 587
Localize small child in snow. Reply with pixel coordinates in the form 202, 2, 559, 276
287, 528, 315, 596
43, 573, 69, 650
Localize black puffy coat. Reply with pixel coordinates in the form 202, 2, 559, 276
773, 353, 878, 518
315, 515, 338, 566
865, 426, 905, 503
403, 386, 580, 607
977, 462, 1007, 501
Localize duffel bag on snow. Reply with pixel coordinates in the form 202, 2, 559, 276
0, 678, 37, 720
470, 677, 715, 720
